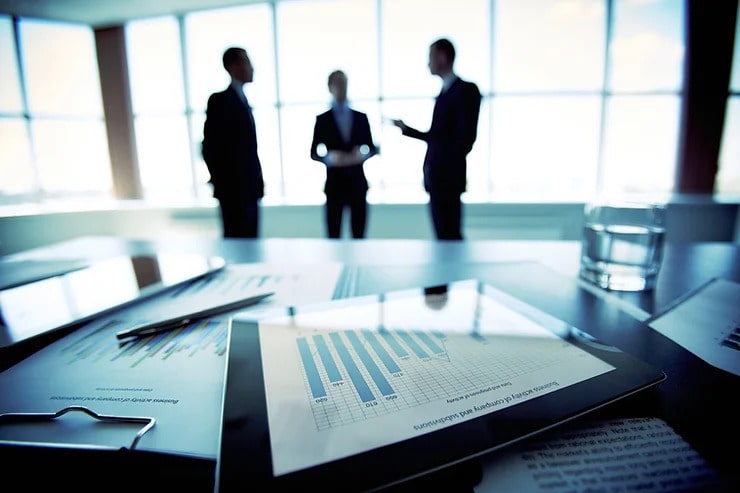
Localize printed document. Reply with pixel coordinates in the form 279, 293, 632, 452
259, 287, 614, 476
475, 417, 724, 492
0, 262, 344, 459
648, 278, 740, 377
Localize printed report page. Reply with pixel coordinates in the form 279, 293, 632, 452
259, 285, 615, 476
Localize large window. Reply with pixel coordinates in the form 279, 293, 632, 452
490, 0, 604, 200
0, 16, 111, 201
126, 17, 192, 202
377, 0, 490, 202
276, 0, 379, 203
2, 0, 692, 206
602, 0, 684, 196
187, 4, 279, 201
0, 15, 33, 196
125, 0, 685, 206
717, 5, 740, 195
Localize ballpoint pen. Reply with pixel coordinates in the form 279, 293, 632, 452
115, 291, 274, 340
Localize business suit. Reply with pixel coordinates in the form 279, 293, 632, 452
402, 76, 481, 240
202, 84, 264, 238
310, 106, 378, 238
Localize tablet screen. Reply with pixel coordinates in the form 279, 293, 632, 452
0, 253, 226, 349
218, 279, 666, 491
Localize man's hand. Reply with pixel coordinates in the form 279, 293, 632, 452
391, 119, 409, 132
327, 149, 364, 167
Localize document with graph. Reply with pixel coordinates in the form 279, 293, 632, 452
648, 277, 740, 377
258, 280, 618, 476
0, 262, 345, 459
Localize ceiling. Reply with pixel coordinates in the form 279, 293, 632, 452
0, 0, 265, 28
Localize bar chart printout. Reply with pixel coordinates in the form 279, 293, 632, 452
0, 317, 231, 459
0, 262, 345, 461
258, 290, 616, 476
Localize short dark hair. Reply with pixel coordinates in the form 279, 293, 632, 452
431, 38, 455, 64
222, 47, 246, 70
328, 70, 346, 87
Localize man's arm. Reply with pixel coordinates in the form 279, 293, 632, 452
392, 119, 428, 142
202, 93, 224, 166
310, 115, 330, 165
201, 92, 227, 188
455, 82, 482, 156
356, 112, 380, 160
311, 113, 378, 168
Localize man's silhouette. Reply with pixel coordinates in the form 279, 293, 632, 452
202, 47, 264, 238
311, 70, 378, 239
393, 38, 481, 240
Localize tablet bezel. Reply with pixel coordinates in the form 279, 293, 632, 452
216, 279, 666, 492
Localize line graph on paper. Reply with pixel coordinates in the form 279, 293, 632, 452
58, 319, 229, 368
295, 327, 574, 430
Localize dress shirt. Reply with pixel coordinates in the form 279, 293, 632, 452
231, 79, 248, 106
332, 101, 352, 142
440, 73, 458, 94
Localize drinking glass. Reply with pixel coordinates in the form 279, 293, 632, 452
579, 201, 667, 291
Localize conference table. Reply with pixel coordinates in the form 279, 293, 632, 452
1, 235, 739, 491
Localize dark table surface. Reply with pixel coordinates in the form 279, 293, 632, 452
2, 236, 739, 491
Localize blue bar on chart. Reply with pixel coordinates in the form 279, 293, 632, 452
432, 330, 447, 341
378, 327, 409, 359
257, 275, 270, 288
313, 334, 342, 382
413, 329, 446, 355
345, 331, 395, 396
362, 330, 402, 374
329, 332, 376, 402
297, 337, 327, 399
470, 331, 487, 343
395, 330, 430, 359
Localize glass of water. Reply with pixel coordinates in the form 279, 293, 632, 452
579, 201, 667, 291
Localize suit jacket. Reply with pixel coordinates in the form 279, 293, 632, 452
403, 77, 481, 195
201, 85, 264, 202
310, 107, 378, 196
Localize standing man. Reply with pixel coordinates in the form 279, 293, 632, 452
392, 38, 481, 240
202, 46, 264, 238
311, 70, 378, 239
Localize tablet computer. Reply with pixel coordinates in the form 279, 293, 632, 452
0, 252, 226, 349
216, 279, 666, 492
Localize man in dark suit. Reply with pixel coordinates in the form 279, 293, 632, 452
310, 70, 378, 239
392, 38, 481, 240
201, 46, 264, 238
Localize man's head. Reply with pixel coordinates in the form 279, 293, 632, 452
223, 47, 254, 84
328, 70, 348, 103
428, 38, 455, 76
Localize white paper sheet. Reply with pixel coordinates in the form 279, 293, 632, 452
475, 417, 725, 493
116, 262, 346, 323
0, 262, 345, 459
648, 278, 740, 377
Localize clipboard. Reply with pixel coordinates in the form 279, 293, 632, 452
0, 405, 216, 490
0, 405, 155, 451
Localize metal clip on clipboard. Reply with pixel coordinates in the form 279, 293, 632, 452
0, 405, 156, 450
0, 406, 215, 491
